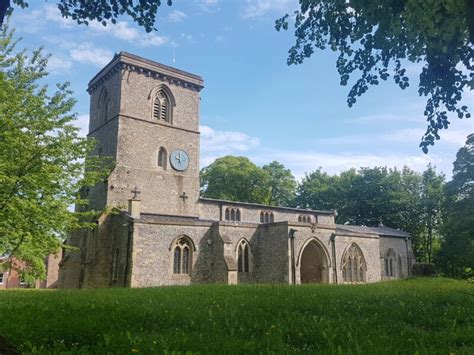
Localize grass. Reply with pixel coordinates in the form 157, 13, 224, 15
0, 278, 473, 354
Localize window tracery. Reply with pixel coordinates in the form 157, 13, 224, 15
237, 240, 250, 273
341, 243, 366, 283
153, 89, 171, 123
173, 237, 192, 275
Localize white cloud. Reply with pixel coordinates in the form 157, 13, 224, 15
74, 114, 89, 137
70, 45, 114, 67
197, 0, 219, 12
41, 4, 168, 48
200, 125, 260, 153
241, 0, 297, 19
44, 4, 75, 28
88, 20, 168, 47
168, 10, 188, 23
47, 56, 73, 74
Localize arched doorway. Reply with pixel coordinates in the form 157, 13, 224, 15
299, 240, 329, 284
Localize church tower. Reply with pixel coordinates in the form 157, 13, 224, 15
87, 52, 204, 217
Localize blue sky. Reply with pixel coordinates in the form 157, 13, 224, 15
10, 0, 473, 180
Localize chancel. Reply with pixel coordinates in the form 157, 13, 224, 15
58, 52, 414, 288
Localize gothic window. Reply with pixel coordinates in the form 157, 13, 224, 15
237, 240, 250, 273
260, 211, 274, 223
298, 215, 311, 223
153, 89, 172, 123
341, 243, 366, 283
0, 272, 3, 284
225, 208, 241, 222
158, 147, 167, 169
385, 249, 397, 277
98, 87, 110, 122
173, 237, 192, 274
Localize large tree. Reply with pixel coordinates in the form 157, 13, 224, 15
437, 134, 474, 278
0, 27, 110, 280
0, 0, 172, 31
200, 156, 271, 204
419, 164, 445, 262
276, 0, 473, 152
262, 161, 297, 207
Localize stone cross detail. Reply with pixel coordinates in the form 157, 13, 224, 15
131, 186, 141, 199
179, 192, 188, 202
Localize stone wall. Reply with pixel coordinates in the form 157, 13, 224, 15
254, 223, 291, 283
198, 199, 335, 226
379, 236, 413, 279
333, 232, 381, 284
130, 222, 214, 287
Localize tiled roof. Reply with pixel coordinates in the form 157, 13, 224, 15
336, 225, 410, 238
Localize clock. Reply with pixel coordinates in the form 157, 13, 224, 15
170, 149, 189, 171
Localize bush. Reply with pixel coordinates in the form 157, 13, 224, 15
412, 263, 437, 276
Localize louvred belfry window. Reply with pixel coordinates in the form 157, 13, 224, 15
153, 90, 171, 123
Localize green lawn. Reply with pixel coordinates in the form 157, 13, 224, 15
0, 278, 473, 354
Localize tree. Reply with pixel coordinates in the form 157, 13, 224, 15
296, 168, 343, 214
0, 26, 110, 280
276, 1, 473, 152
200, 156, 271, 204
0, 0, 172, 32
262, 161, 297, 207
437, 134, 474, 278
419, 164, 445, 262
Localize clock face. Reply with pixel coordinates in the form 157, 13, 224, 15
170, 149, 189, 171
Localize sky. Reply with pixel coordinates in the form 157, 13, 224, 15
9, 0, 474, 180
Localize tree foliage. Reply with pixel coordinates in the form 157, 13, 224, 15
200, 156, 271, 204
0, 0, 173, 32
276, 0, 473, 152
262, 161, 297, 206
437, 134, 474, 279
0, 26, 111, 279
200, 157, 296, 206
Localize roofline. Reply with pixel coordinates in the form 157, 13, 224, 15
335, 225, 411, 238
88, 51, 204, 91
199, 197, 335, 215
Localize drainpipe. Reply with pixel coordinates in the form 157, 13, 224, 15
405, 237, 410, 277
330, 234, 338, 284
289, 229, 297, 285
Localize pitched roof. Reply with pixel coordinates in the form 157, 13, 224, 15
336, 225, 410, 238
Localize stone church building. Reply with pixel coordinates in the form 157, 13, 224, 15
58, 52, 414, 288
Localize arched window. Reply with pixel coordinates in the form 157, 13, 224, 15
153, 89, 171, 123
237, 240, 250, 272
173, 237, 192, 274
342, 243, 366, 283
157, 147, 167, 169
225, 208, 241, 221
299, 215, 311, 223
260, 212, 265, 223
269, 212, 274, 223
98, 87, 110, 122
385, 248, 397, 277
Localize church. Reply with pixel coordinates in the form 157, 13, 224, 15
58, 52, 414, 288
